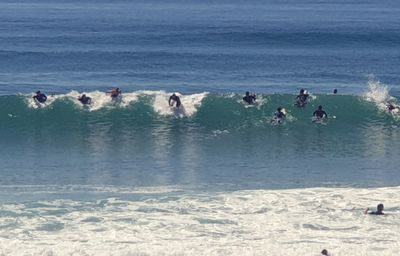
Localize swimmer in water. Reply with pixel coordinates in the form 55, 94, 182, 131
365, 203, 384, 215
169, 93, 181, 108
242, 91, 256, 105
313, 105, 328, 119
78, 94, 92, 105
295, 89, 309, 107
33, 91, 47, 103
321, 249, 329, 256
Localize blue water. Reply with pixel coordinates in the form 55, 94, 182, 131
1, 0, 400, 95
0, 0, 400, 191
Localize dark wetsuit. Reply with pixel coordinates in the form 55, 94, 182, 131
369, 211, 384, 215
110, 89, 121, 99
243, 95, 256, 104
169, 95, 181, 107
79, 96, 92, 105
313, 110, 327, 118
295, 94, 308, 107
274, 111, 286, 119
34, 93, 47, 103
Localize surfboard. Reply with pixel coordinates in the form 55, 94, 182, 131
111, 95, 123, 104
270, 116, 285, 125
270, 108, 286, 125
312, 116, 327, 125
33, 98, 47, 108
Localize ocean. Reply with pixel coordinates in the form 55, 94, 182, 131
0, 0, 399, 255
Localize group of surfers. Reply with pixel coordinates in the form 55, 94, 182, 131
33, 88, 181, 108
244, 88, 400, 124
33, 88, 399, 122
244, 89, 328, 123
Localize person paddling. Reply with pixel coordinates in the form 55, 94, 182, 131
169, 93, 181, 108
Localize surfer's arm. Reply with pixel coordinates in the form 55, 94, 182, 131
364, 208, 369, 214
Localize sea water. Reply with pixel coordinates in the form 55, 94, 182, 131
0, 0, 400, 255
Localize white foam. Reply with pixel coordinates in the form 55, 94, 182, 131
363, 79, 393, 104
0, 186, 399, 255
23, 90, 208, 114
64, 90, 139, 111
363, 79, 400, 119
238, 94, 268, 109
211, 129, 230, 136
25, 93, 62, 109
24, 90, 140, 111
152, 91, 208, 117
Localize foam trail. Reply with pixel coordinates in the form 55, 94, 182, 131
152, 91, 208, 117
25, 93, 62, 109
238, 94, 269, 109
65, 90, 139, 111
24, 90, 140, 111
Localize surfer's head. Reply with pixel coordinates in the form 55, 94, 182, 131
377, 203, 384, 212
299, 89, 304, 94
36, 91, 41, 94
277, 107, 282, 112
318, 105, 323, 110
245, 91, 250, 96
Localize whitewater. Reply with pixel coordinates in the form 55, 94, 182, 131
0, 185, 399, 255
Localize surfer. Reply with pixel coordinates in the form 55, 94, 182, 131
333, 89, 338, 94
271, 107, 286, 124
33, 91, 47, 103
295, 89, 309, 107
169, 93, 181, 108
365, 203, 384, 215
321, 249, 329, 256
313, 105, 328, 119
386, 102, 399, 113
243, 91, 256, 104
108, 88, 122, 99
78, 94, 92, 105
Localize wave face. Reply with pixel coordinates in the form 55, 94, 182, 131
0, 89, 399, 133
0, 89, 399, 132
1, 85, 400, 189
